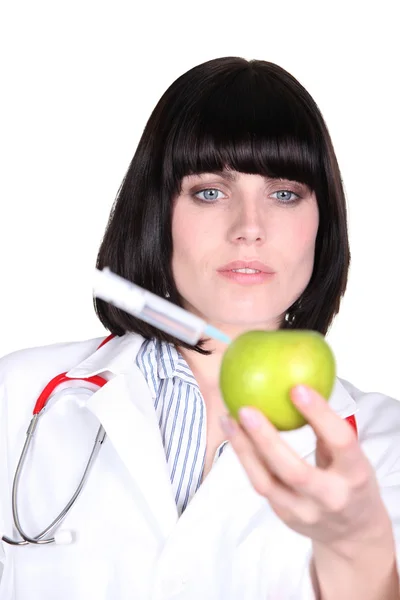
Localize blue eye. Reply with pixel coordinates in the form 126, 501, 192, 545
192, 188, 301, 204
194, 188, 224, 202
272, 190, 300, 204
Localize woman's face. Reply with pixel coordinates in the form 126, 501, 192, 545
171, 171, 319, 334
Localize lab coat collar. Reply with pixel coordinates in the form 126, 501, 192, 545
65, 334, 198, 388
66, 333, 201, 392
66, 333, 145, 378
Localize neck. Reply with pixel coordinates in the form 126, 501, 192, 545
177, 338, 226, 392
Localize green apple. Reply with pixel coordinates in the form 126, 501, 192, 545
219, 330, 336, 431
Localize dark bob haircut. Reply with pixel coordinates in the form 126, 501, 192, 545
95, 56, 350, 354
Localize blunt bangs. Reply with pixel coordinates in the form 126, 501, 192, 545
162, 64, 322, 195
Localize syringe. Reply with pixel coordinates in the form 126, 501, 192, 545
93, 268, 231, 346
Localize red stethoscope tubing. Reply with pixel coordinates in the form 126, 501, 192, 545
33, 334, 115, 414
32, 332, 358, 436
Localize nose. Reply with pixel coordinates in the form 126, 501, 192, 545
228, 197, 266, 246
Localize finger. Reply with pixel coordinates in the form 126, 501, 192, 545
236, 407, 357, 505
223, 414, 352, 517
315, 437, 332, 469
237, 407, 318, 492
290, 385, 366, 476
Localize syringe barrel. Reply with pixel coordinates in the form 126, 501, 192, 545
93, 268, 146, 314
93, 268, 205, 345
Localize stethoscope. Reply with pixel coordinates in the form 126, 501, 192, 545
1, 332, 358, 547
1, 334, 115, 547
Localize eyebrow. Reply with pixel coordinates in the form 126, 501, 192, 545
188, 171, 303, 184
184, 171, 311, 191
214, 170, 238, 182
185, 170, 238, 182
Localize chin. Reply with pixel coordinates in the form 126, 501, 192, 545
208, 311, 278, 330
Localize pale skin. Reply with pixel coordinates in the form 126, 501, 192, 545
171, 170, 400, 599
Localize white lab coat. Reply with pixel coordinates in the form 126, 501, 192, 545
1, 333, 400, 600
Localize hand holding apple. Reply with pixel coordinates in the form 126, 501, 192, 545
218, 330, 387, 566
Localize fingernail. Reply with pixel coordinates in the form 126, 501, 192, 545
292, 385, 312, 405
219, 415, 236, 436
239, 407, 262, 429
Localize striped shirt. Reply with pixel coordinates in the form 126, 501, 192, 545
135, 338, 228, 515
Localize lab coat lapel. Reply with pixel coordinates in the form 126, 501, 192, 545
66, 334, 178, 540
85, 373, 178, 540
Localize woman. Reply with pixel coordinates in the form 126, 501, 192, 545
1, 57, 399, 600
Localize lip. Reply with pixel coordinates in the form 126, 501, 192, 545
217, 260, 275, 274
217, 260, 275, 286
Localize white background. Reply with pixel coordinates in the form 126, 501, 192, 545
0, 0, 399, 399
